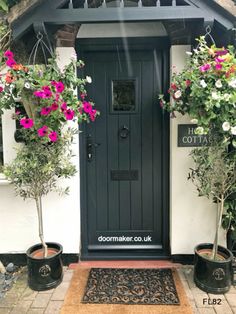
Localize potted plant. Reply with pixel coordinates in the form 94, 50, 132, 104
0, 50, 98, 290
4, 131, 76, 290
189, 141, 236, 293
159, 36, 236, 148
159, 35, 236, 293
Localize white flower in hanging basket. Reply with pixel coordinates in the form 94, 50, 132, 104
200, 80, 207, 88
215, 79, 222, 88
228, 79, 236, 88
222, 122, 231, 132
174, 90, 182, 99
86, 76, 92, 84
24, 82, 31, 89
231, 126, 236, 135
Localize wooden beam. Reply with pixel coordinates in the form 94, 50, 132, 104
12, 6, 212, 39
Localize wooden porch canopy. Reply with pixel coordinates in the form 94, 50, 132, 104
11, 0, 235, 40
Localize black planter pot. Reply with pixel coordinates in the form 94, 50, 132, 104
26, 242, 63, 291
194, 243, 233, 294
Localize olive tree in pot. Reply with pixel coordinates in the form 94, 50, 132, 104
4, 133, 76, 290
0, 50, 98, 290
189, 142, 236, 293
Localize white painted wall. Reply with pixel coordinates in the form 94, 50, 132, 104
170, 46, 226, 255
77, 22, 167, 38
0, 47, 81, 254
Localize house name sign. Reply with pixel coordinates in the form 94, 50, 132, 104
178, 124, 210, 147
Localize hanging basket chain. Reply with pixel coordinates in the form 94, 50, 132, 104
204, 25, 216, 46
20, 32, 55, 120
28, 32, 54, 66
196, 25, 216, 50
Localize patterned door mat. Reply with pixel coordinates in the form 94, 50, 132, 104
82, 268, 180, 305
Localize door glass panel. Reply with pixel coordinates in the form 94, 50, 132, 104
112, 79, 136, 112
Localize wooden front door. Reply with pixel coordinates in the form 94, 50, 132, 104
78, 38, 170, 260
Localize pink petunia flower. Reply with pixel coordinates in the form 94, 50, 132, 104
20, 118, 34, 129
215, 49, 228, 56
89, 109, 97, 122
64, 109, 75, 120
41, 107, 52, 116
80, 92, 87, 100
55, 93, 60, 102
61, 102, 67, 112
49, 131, 58, 142
51, 80, 57, 87
215, 57, 225, 63
6, 59, 17, 68
42, 85, 51, 91
56, 82, 65, 93
0, 86, 3, 93
51, 102, 59, 111
170, 83, 177, 91
215, 63, 223, 71
44, 90, 52, 98
4, 50, 14, 58
37, 125, 48, 137
34, 91, 45, 98
185, 80, 191, 87
83, 101, 92, 113
199, 64, 211, 72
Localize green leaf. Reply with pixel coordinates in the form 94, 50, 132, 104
0, 0, 8, 12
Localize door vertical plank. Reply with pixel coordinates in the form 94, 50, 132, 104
85, 58, 98, 245
153, 49, 163, 241
130, 61, 142, 230
93, 60, 108, 231
107, 59, 120, 230
119, 115, 131, 230
141, 58, 154, 231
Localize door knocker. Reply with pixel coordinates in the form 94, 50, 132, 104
119, 125, 129, 139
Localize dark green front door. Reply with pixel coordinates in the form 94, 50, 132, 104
78, 38, 169, 260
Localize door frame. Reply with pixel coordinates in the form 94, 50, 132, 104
77, 37, 170, 260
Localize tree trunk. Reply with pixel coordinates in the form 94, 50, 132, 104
212, 196, 225, 260
35, 196, 48, 258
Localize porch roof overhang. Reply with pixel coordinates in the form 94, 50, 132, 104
10, 0, 236, 40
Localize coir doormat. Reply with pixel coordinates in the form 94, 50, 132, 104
82, 268, 179, 305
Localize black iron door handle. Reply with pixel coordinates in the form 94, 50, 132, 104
87, 135, 100, 162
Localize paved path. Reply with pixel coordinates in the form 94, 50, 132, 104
179, 266, 236, 314
0, 265, 235, 314
0, 267, 73, 314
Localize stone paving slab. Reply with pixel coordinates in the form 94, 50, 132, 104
179, 266, 236, 314
0, 266, 70, 314
0, 265, 235, 314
